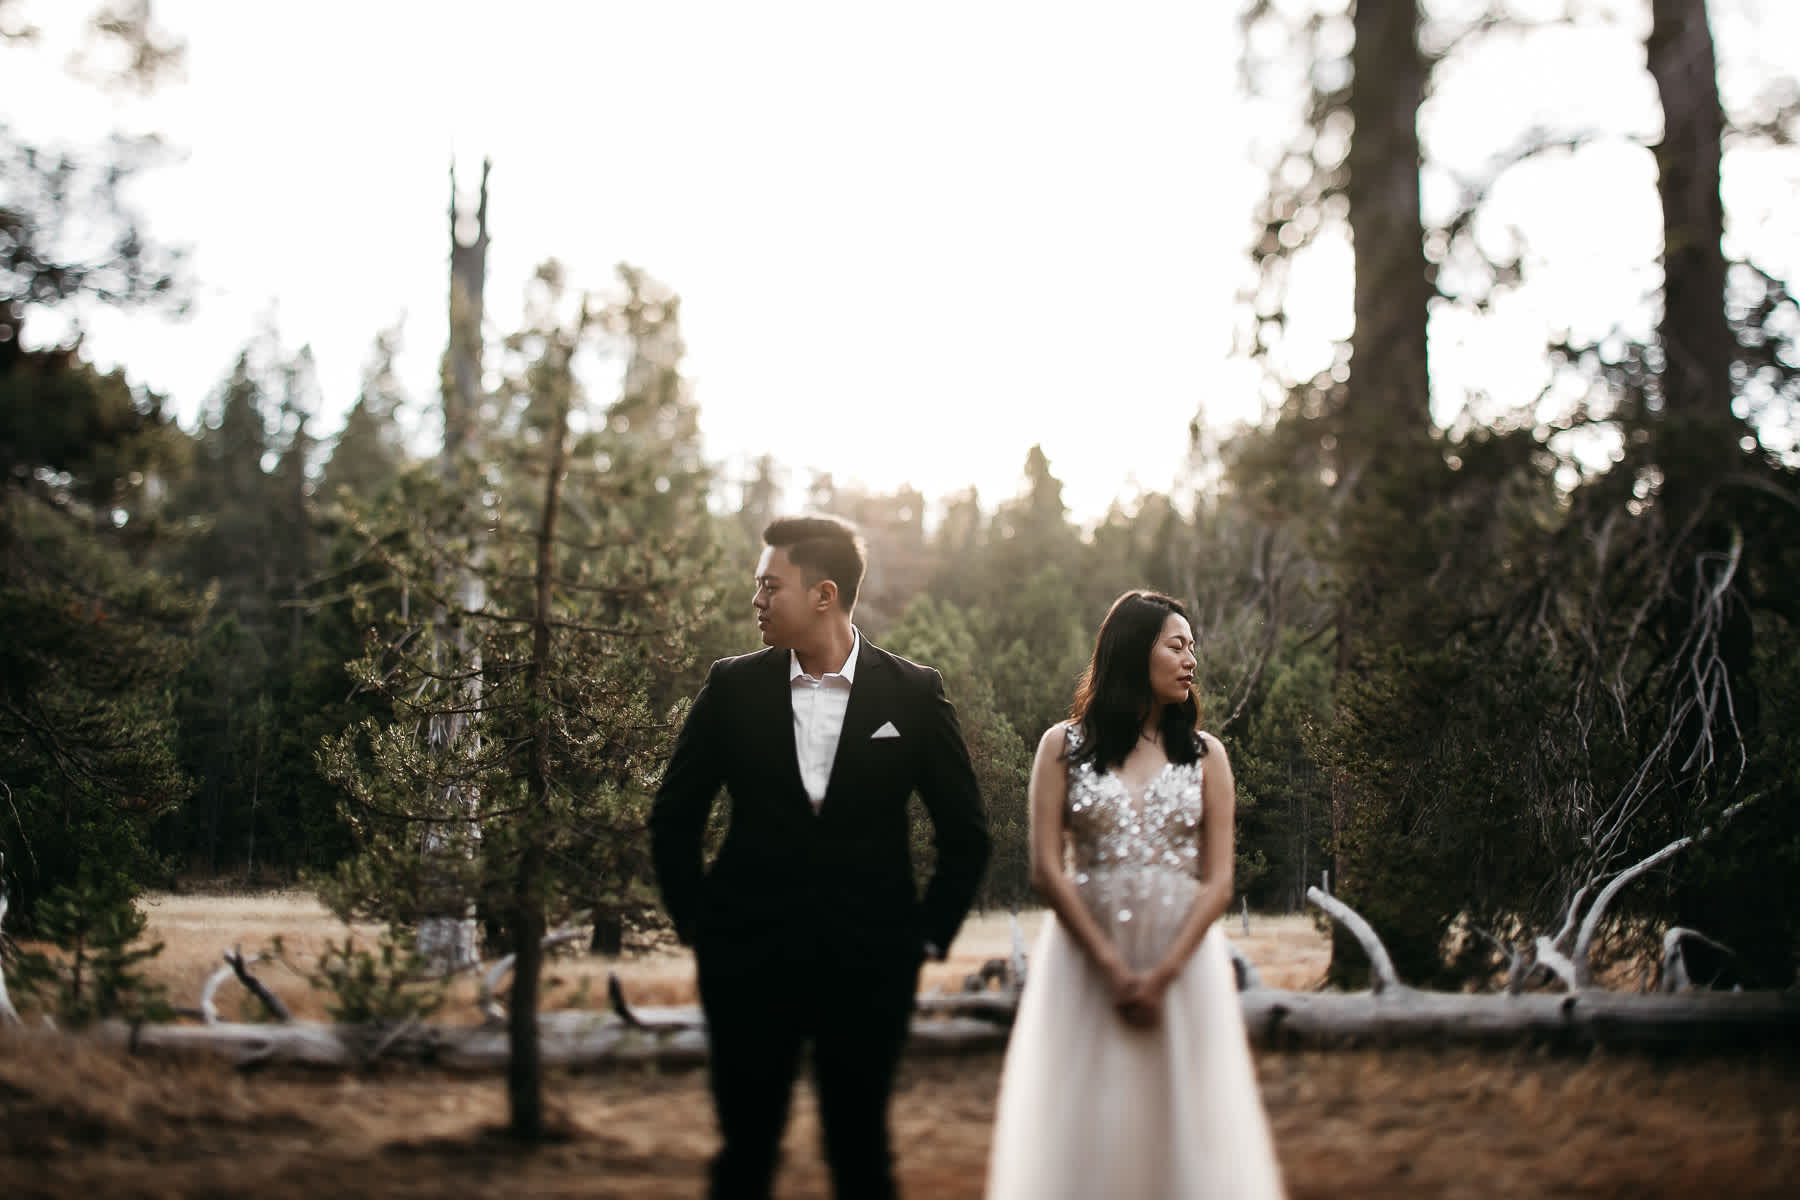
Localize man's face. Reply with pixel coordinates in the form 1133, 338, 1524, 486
753, 545, 818, 649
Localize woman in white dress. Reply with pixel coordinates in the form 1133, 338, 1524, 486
986, 590, 1285, 1199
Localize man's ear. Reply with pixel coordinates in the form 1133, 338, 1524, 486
815, 579, 839, 612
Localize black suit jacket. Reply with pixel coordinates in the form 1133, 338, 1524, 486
649, 639, 990, 977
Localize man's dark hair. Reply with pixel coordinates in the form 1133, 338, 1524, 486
763, 515, 868, 613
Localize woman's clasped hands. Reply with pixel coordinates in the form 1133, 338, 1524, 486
1105, 958, 1175, 1030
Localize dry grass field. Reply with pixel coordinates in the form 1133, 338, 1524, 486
123, 892, 1332, 1021
4, 892, 1798, 1197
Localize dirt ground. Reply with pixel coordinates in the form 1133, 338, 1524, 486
3, 1033, 1797, 1198
5, 894, 1799, 1197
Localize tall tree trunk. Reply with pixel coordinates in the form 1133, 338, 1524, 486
1644, 0, 1756, 772
1345, 0, 1433, 452
419, 159, 492, 973
1327, 0, 1435, 983
508, 337, 574, 1142
443, 159, 491, 465
1647, 0, 1739, 492
286, 395, 312, 662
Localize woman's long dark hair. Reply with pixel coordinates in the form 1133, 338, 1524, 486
1068, 590, 1205, 772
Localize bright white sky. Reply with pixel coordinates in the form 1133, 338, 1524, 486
6, 1, 1798, 523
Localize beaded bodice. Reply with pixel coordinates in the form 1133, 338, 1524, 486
1063, 723, 1204, 879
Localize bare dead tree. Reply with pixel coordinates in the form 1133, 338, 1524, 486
417, 158, 493, 974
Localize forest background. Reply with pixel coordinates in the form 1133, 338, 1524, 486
4, 0, 1800, 1043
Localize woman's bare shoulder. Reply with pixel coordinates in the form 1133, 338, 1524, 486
1037, 720, 1076, 757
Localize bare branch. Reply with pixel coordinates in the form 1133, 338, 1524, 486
1531, 936, 1579, 992
228, 948, 291, 1022
1228, 941, 1266, 992
1306, 886, 1404, 994
605, 970, 704, 1033
475, 927, 588, 1023
199, 962, 232, 1025
1474, 926, 1532, 994
1572, 799, 1753, 988
199, 949, 289, 1024
362, 1014, 424, 1066
1660, 927, 1733, 993
1551, 882, 1590, 956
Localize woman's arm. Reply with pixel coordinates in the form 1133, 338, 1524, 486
1136, 732, 1238, 1004
1027, 724, 1134, 996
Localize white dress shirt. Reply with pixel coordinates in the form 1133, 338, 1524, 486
789, 627, 860, 812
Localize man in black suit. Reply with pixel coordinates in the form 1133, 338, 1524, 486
650, 514, 990, 1200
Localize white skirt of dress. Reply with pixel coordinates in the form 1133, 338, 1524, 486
985, 891, 1285, 1200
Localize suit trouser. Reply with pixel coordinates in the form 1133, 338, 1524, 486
697, 946, 919, 1200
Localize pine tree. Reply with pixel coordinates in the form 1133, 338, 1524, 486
320, 325, 410, 507
320, 262, 722, 1140
0, 3, 198, 921
0, 355, 199, 924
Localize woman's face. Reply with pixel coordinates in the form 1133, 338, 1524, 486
1147, 611, 1196, 708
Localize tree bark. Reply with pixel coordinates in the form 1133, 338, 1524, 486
1345, 0, 1433, 448
1647, 0, 1739, 484
418, 158, 494, 975
504, 320, 575, 1143
1643, 0, 1756, 808
1329, 0, 1437, 984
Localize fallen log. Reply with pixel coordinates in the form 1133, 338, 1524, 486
84, 983, 1800, 1071
1240, 986, 1800, 1052
915, 991, 1020, 1024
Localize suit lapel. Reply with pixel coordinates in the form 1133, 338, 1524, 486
820, 641, 890, 816
753, 647, 812, 815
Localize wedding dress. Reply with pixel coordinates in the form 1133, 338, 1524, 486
985, 724, 1285, 1199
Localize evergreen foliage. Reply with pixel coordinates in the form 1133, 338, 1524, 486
0, 369, 200, 927
295, 929, 448, 1025
1224, 0, 1800, 987
6, 868, 171, 1025
883, 595, 1032, 909
317, 264, 716, 936
150, 333, 365, 882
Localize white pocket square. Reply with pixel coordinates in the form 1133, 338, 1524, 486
871, 721, 901, 740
